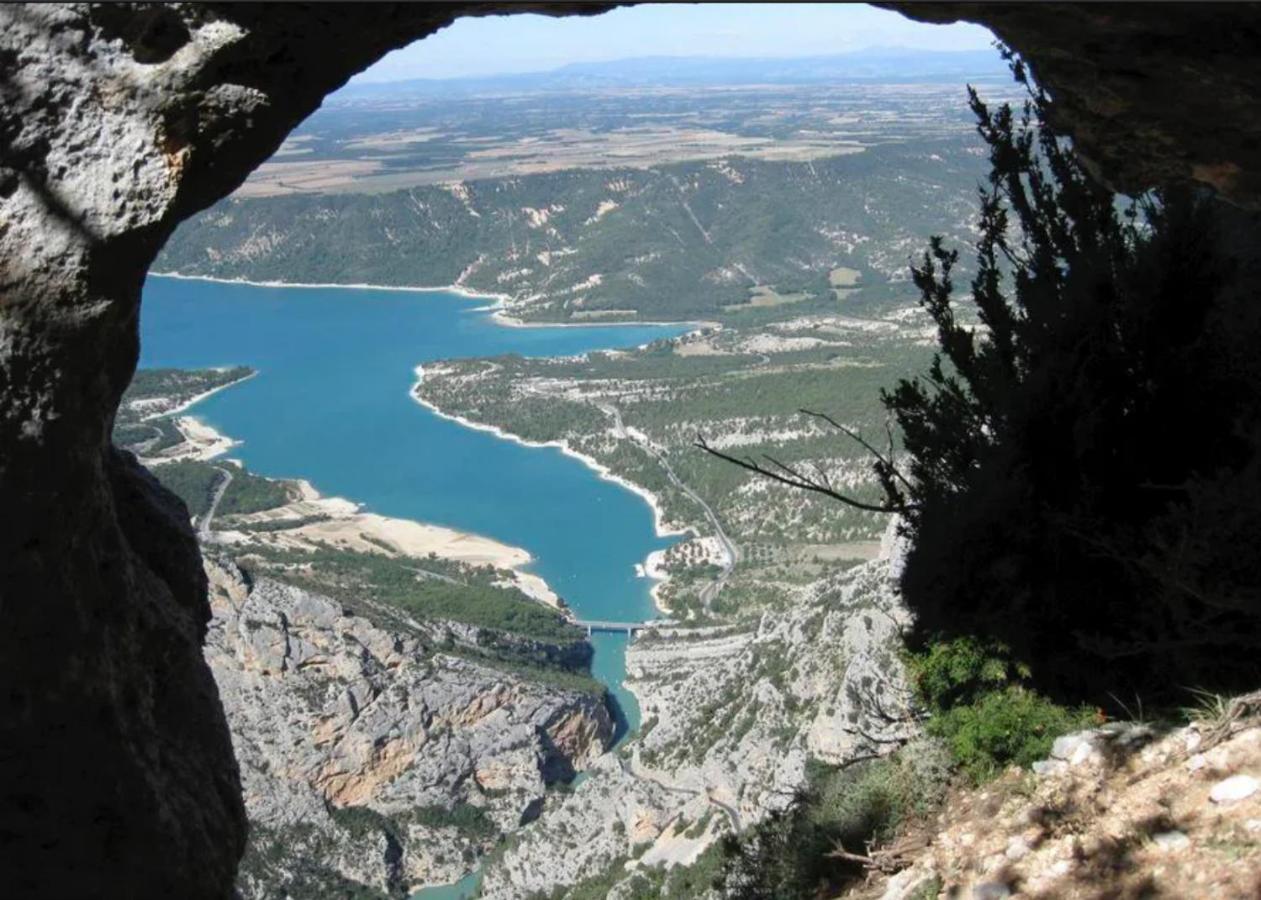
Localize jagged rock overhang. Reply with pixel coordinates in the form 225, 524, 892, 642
884, 2, 1261, 208
2, 3, 1260, 897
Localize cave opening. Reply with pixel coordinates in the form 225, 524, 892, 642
3, 3, 1261, 898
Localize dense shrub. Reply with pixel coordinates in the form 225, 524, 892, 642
720, 738, 953, 899
877, 60, 1261, 706
807, 736, 952, 844
907, 636, 1091, 781
928, 686, 1089, 782
906, 635, 1021, 710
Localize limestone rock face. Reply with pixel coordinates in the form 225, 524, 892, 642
205, 559, 612, 894
481, 547, 915, 897
886, 3, 1261, 207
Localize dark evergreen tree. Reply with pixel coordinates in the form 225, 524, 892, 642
881, 60, 1261, 704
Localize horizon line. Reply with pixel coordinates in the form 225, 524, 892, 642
346, 42, 1002, 87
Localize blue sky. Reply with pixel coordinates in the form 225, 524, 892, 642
352, 4, 996, 83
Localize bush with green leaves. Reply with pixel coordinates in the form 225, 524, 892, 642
907, 636, 1092, 781
930, 685, 1089, 782
720, 739, 953, 899
808, 736, 952, 847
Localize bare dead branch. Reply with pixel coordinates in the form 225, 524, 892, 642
826, 842, 909, 874
695, 434, 913, 514
799, 408, 916, 494
826, 847, 877, 866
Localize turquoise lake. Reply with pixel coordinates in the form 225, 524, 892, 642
139, 275, 689, 743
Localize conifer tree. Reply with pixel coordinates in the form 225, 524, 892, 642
880, 58, 1261, 702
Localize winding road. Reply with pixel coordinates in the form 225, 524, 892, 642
618, 754, 743, 833
197, 465, 233, 541
594, 400, 739, 611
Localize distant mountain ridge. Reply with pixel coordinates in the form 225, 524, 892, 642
336, 46, 1007, 101
159, 140, 984, 322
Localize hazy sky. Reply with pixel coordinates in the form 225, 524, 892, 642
352, 4, 995, 83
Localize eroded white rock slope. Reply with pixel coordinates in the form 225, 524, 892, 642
481, 531, 915, 897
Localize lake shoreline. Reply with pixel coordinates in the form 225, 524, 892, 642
149, 270, 718, 333
146, 389, 564, 609
411, 364, 692, 621
140, 368, 258, 422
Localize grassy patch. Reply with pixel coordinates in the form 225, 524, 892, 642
240, 543, 584, 646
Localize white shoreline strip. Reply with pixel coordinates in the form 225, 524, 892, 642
148, 271, 717, 332
411, 365, 691, 544
144, 369, 259, 421
411, 365, 695, 618
149, 271, 700, 617
140, 363, 563, 609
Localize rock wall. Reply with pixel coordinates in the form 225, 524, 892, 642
886, 3, 1261, 207
3, 3, 1259, 895
205, 558, 611, 895
480, 542, 916, 897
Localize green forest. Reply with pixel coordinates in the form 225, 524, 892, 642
158, 140, 982, 323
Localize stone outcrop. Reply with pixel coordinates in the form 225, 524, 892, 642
205, 558, 611, 895
4, 4, 1260, 895
886, 3, 1261, 207
480, 539, 915, 896
875, 715, 1261, 899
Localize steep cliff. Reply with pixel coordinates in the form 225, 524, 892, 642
205, 558, 611, 896
887, 3, 1261, 207
479, 533, 915, 897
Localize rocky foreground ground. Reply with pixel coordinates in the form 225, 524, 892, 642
866, 709, 1261, 899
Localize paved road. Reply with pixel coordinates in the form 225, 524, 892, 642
704, 790, 743, 833
198, 465, 233, 541
128, 422, 165, 456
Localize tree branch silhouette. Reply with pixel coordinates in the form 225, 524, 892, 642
694, 410, 915, 515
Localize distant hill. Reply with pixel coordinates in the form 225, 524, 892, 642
334, 47, 1008, 101
158, 139, 984, 322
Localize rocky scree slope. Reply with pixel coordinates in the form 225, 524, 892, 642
870, 713, 1261, 899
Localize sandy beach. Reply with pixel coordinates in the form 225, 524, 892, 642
171, 416, 240, 461
135, 381, 563, 608
221, 488, 561, 608
145, 270, 704, 616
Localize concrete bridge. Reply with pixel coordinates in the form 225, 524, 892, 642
573, 619, 650, 637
